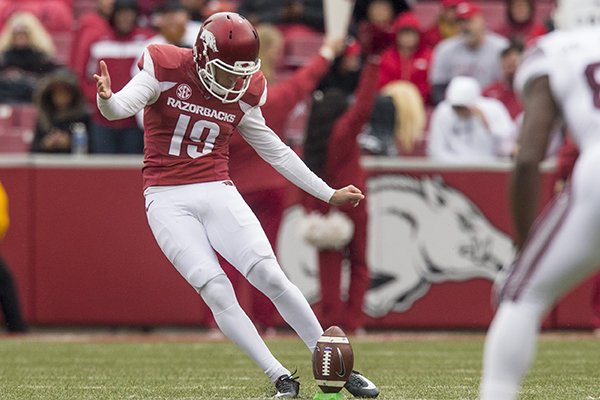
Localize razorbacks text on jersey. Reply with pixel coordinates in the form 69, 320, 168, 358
137, 44, 267, 188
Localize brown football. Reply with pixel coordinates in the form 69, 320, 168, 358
312, 325, 354, 393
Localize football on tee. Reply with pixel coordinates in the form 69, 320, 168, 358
312, 325, 354, 393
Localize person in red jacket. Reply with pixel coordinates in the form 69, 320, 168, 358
301, 51, 381, 335
226, 24, 344, 333
72, 0, 154, 153
378, 11, 432, 104
493, 0, 546, 43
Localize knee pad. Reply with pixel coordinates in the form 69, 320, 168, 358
246, 258, 291, 300
199, 274, 237, 315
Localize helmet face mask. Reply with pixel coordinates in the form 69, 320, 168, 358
554, 0, 600, 29
194, 13, 261, 103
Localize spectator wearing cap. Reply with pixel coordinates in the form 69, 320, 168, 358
429, 1, 508, 105
377, 12, 432, 104
73, 0, 154, 153
482, 39, 524, 119
427, 76, 515, 162
422, 0, 462, 49
494, 0, 546, 43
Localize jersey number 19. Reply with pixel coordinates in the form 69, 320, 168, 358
169, 114, 220, 158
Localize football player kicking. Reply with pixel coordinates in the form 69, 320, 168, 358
95, 12, 379, 399
480, 0, 600, 399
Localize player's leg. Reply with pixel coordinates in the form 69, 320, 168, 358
480, 151, 600, 400
201, 183, 324, 350
345, 204, 370, 333
245, 189, 286, 332
0, 255, 27, 332
205, 183, 380, 398
591, 271, 600, 333
317, 250, 344, 328
144, 186, 293, 388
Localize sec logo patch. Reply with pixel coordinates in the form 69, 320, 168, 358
176, 84, 192, 100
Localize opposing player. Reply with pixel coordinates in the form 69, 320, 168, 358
479, 1, 600, 399
94, 12, 379, 399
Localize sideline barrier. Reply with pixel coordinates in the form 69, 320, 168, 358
0, 155, 595, 329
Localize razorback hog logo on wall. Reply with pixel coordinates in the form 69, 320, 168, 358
277, 175, 514, 318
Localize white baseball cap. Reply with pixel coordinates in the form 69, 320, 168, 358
446, 76, 481, 107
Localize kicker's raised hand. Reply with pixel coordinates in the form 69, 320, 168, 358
93, 60, 112, 100
329, 185, 365, 207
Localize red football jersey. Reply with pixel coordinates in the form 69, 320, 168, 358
138, 44, 267, 189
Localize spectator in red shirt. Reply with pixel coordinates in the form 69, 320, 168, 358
494, 0, 546, 43
355, 0, 397, 57
74, 0, 154, 153
226, 25, 344, 333
378, 12, 432, 104
70, 0, 115, 68
422, 0, 461, 49
482, 39, 524, 119
301, 51, 381, 335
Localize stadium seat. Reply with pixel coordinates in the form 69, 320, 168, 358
281, 26, 324, 68
53, 31, 75, 65
0, 105, 35, 154
0, 0, 74, 33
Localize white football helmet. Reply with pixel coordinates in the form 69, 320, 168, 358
554, 0, 600, 29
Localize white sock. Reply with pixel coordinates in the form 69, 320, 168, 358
480, 301, 543, 400
200, 274, 289, 382
247, 259, 323, 351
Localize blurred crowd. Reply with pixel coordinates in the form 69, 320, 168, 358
0, 0, 556, 159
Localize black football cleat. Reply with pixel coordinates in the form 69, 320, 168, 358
274, 373, 300, 398
344, 370, 380, 398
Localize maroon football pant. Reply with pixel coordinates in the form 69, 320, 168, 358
317, 201, 370, 332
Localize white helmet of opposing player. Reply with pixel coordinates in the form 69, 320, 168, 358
554, 0, 600, 29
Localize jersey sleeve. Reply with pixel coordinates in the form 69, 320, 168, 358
97, 69, 160, 120
514, 44, 550, 96
237, 105, 335, 203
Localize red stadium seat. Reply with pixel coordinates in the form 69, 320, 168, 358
0, 105, 35, 154
53, 31, 75, 65
0, 0, 74, 33
281, 26, 324, 68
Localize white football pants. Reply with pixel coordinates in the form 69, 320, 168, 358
480, 143, 600, 399
144, 181, 323, 382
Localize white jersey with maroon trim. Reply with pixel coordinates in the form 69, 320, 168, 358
515, 27, 600, 151
138, 44, 267, 188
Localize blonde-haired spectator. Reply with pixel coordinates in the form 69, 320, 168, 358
381, 81, 425, 154
0, 12, 56, 57
361, 81, 425, 155
0, 12, 58, 103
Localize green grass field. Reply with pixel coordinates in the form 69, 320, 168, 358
0, 332, 598, 399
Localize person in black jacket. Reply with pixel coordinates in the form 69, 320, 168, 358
31, 69, 91, 153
